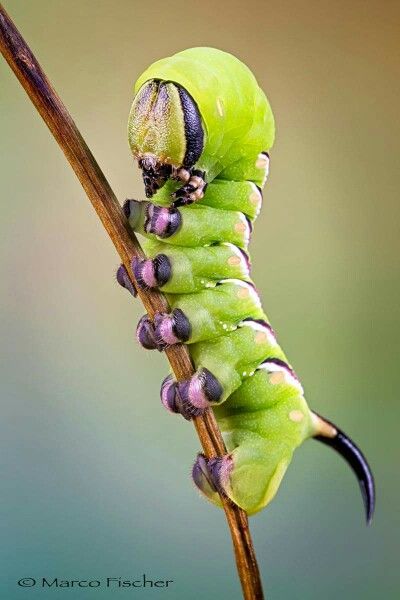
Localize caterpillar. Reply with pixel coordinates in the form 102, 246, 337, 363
117, 47, 375, 521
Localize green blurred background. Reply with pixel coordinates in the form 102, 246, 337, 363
1, 1, 398, 598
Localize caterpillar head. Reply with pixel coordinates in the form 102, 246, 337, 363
128, 80, 204, 197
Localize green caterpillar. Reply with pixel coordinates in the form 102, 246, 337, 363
117, 47, 375, 520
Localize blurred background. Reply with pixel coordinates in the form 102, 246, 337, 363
1, 1, 399, 598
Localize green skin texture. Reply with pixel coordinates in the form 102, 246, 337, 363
128, 48, 318, 515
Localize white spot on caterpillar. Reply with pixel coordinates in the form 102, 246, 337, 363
289, 410, 304, 423
258, 361, 304, 393
269, 371, 285, 384
234, 221, 247, 233
249, 192, 260, 204
242, 371, 247, 377
255, 331, 267, 343
256, 152, 269, 170
216, 98, 224, 117
220, 279, 261, 307
237, 287, 250, 299
221, 243, 249, 276
228, 255, 241, 266
233, 213, 250, 245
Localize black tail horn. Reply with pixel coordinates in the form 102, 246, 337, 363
313, 413, 375, 525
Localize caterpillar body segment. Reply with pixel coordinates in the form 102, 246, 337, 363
121, 47, 375, 521
137, 281, 265, 348
134, 241, 250, 294
124, 199, 251, 249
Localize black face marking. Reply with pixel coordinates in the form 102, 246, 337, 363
178, 85, 204, 168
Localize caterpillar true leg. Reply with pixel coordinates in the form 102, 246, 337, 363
171, 169, 207, 207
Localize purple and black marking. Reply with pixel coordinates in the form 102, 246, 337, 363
136, 308, 191, 351
192, 453, 234, 498
116, 264, 137, 297
133, 254, 172, 290
144, 204, 182, 238
161, 368, 223, 420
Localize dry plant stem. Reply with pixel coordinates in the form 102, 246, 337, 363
0, 5, 264, 599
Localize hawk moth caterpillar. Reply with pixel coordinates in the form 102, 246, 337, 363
117, 47, 375, 521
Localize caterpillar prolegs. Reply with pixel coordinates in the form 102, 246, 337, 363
118, 47, 375, 520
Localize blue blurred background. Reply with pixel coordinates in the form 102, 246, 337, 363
1, 1, 399, 598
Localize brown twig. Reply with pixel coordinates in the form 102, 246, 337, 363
0, 4, 264, 599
